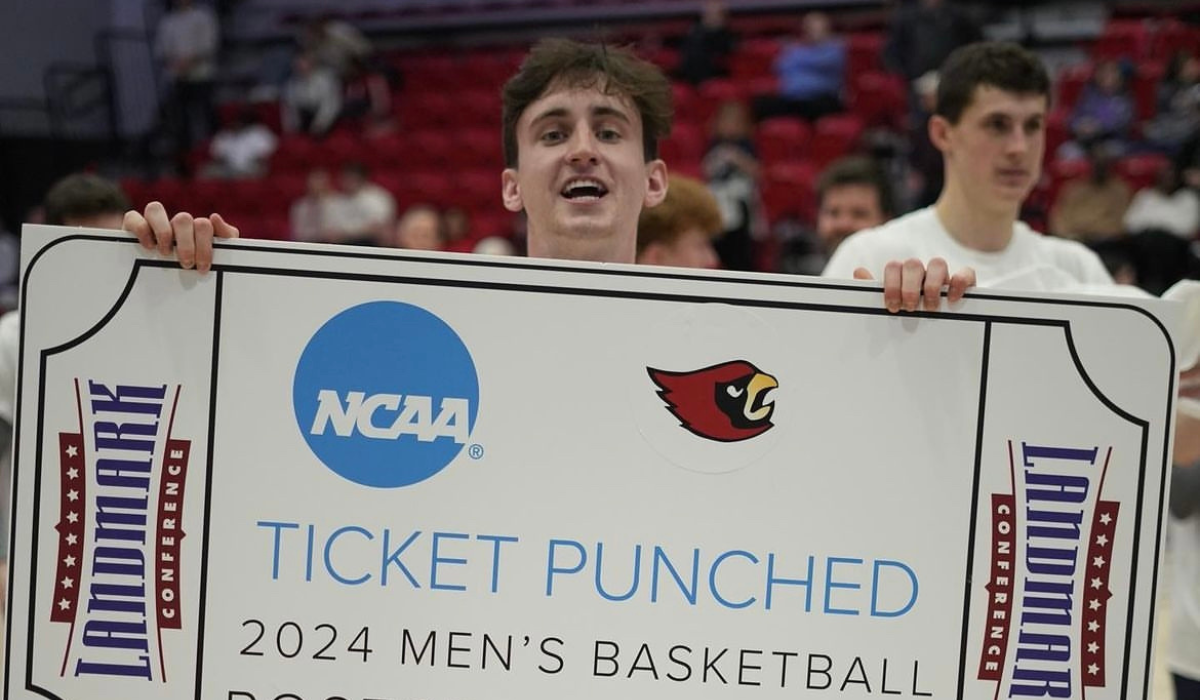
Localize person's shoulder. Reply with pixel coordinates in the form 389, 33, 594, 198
1017, 224, 1111, 276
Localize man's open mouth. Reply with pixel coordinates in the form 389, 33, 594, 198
561, 178, 609, 200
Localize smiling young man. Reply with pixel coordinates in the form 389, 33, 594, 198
123, 39, 969, 303
823, 42, 1112, 292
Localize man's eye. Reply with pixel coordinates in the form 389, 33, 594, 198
541, 130, 566, 143
597, 128, 621, 141
1025, 120, 1044, 135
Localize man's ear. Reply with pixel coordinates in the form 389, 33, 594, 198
928, 115, 953, 154
501, 169, 524, 213
643, 159, 669, 209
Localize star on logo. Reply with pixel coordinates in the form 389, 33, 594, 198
66, 445, 78, 458
65, 533, 77, 546
1100, 512, 1112, 526
66, 489, 79, 502
1091, 577, 1103, 590
63, 555, 76, 567
1088, 663, 1099, 676
1096, 534, 1108, 547
1088, 642, 1099, 654
57, 599, 71, 611
61, 577, 74, 589
66, 511, 78, 524
1093, 556, 1107, 568
1088, 620, 1100, 632
1089, 598, 1101, 611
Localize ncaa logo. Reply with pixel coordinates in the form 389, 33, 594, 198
292, 301, 479, 488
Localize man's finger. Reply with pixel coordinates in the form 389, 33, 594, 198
948, 267, 977, 303
923, 257, 949, 311
882, 261, 902, 313
852, 267, 874, 281
900, 258, 925, 312
145, 202, 174, 256
123, 210, 155, 250
194, 217, 215, 274
172, 212, 196, 268
211, 213, 240, 240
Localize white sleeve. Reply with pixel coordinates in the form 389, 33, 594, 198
821, 232, 873, 279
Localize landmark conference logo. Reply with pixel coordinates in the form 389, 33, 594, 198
977, 441, 1118, 697
293, 301, 479, 488
50, 379, 191, 682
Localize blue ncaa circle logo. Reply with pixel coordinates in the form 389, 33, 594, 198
293, 301, 479, 488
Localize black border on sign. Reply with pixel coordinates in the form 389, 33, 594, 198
5, 234, 1175, 700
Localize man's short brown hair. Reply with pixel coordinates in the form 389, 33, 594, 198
816, 156, 894, 217
936, 41, 1051, 124
43, 173, 129, 226
636, 176, 722, 254
501, 39, 673, 167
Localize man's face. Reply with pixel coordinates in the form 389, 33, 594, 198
639, 228, 719, 269
816, 183, 885, 251
397, 213, 441, 251
934, 86, 1047, 214
502, 83, 667, 263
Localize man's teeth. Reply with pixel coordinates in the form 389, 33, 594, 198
563, 180, 607, 198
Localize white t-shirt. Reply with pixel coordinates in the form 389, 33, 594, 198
1171, 514, 1200, 679
822, 206, 1115, 291
154, 5, 219, 81
210, 125, 278, 176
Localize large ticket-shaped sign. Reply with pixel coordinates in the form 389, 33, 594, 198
4, 227, 1180, 700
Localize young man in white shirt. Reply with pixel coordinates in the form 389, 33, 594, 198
824, 42, 1112, 298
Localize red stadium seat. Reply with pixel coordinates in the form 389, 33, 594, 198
455, 168, 500, 214
755, 117, 810, 166
403, 90, 459, 130
849, 71, 906, 129
1115, 154, 1169, 192
730, 38, 779, 82
1092, 19, 1148, 61
809, 114, 865, 169
761, 161, 817, 223
1150, 20, 1200, 62
1056, 65, 1092, 113
1132, 62, 1165, 122
659, 122, 707, 167
846, 33, 885, 78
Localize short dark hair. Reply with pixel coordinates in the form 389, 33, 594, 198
501, 39, 673, 167
816, 156, 894, 217
43, 173, 129, 226
936, 42, 1051, 123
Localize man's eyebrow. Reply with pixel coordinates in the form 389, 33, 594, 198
592, 105, 632, 123
529, 107, 569, 125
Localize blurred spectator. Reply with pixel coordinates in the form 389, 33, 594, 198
441, 206, 475, 253
908, 71, 943, 209
703, 100, 761, 271
155, 0, 219, 159
473, 236, 517, 256
884, 0, 981, 83
1180, 126, 1200, 191
337, 162, 396, 245
779, 156, 893, 276
300, 17, 373, 80
636, 175, 722, 269
1049, 146, 1132, 242
1146, 50, 1200, 155
1061, 61, 1135, 160
290, 169, 342, 243
202, 107, 277, 179
341, 57, 395, 127
1124, 163, 1200, 238
753, 13, 845, 122
393, 205, 443, 251
283, 53, 342, 137
677, 0, 735, 86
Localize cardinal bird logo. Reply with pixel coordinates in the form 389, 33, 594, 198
647, 360, 779, 442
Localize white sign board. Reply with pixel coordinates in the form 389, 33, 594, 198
3, 226, 1179, 700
